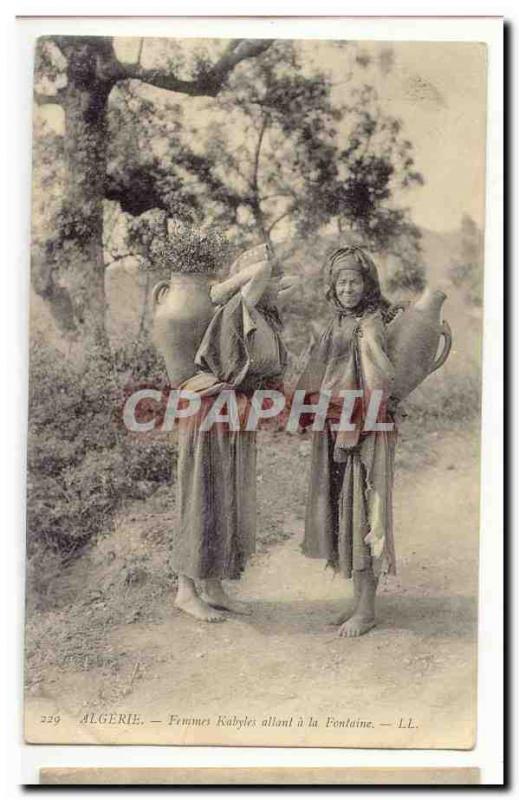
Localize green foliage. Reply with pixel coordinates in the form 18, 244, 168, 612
198, 42, 342, 244
27, 337, 175, 561
28, 339, 120, 556
34, 38, 67, 96
201, 44, 424, 288
147, 221, 233, 275
449, 215, 484, 306
112, 337, 169, 386
106, 81, 235, 224
34, 38, 427, 320
121, 436, 176, 486
103, 41, 425, 293
402, 368, 481, 436
299, 84, 424, 278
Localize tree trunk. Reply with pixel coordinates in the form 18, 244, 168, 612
33, 36, 273, 340
59, 41, 112, 341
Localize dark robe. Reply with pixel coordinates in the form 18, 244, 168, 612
298, 309, 397, 578
171, 291, 286, 580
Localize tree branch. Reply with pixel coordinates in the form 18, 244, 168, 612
117, 39, 272, 97
259, 191, 294, 203
251, 112, 269, 192
245, 113, 272, 241
267, 204, 297, 235
136, 37, 145, 66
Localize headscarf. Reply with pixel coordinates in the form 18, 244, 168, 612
324, 245, 390, 318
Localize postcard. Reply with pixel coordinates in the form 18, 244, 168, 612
25, 30, 491, 749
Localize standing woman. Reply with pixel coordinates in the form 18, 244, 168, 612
172, 244, 292, 622
298, 246, 399, 637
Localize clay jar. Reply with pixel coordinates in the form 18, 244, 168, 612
387, 287, 453, 400
151, 273, 215, 387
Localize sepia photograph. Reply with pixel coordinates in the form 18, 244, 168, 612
24, 30, 489, 748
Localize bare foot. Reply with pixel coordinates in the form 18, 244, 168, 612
201, 580, 252, 615
333, 575, 363, 625
338, 615, 375, 638
332, 606, 357, 626
174, 594, 226, 623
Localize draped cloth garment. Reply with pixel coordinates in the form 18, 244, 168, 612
171, 291, 287, 580
298, 309, 397, 578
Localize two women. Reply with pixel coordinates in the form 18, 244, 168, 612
171, 243, 398, 637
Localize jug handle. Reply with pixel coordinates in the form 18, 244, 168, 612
430, 320, 452, 373
151, 280, 170, 307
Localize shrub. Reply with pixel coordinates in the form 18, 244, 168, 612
402, 367, 481, 430
148, 221, 233, 275
27, 337, 176, 566
113, 337, 169, 390
448, 214, 484, 307
120, 435, 176, 486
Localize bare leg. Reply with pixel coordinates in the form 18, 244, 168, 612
338, 567, 377, 637
174, 575, 226, 622
200, 579, 252, 615
333, 572, 362, 625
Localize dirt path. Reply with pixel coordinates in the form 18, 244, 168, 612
26, 426, 479, 748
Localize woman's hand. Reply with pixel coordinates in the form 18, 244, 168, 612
229, 243, 269, 275
210, 244, 272, 307
241, 260, 272, 307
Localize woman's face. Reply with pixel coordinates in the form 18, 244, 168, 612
334, 269, 365, 309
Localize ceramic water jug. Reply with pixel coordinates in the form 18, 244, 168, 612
387, 287, 452, 401
151, 273, 215, 387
